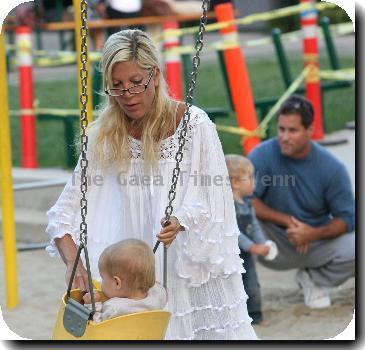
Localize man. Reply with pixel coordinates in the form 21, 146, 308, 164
248, 95, 355, 309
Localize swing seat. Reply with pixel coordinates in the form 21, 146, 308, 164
52, 289, 171, 340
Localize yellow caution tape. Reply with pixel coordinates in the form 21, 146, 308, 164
215, 124, 264, 138
163, 36, 239, 57
259, 66, 310, 132
9, 108, 100, 117
215, 65, 353, 139
215, 66, 310, 138
157, 2, 337, 41
236, 2, 335, 27
163, 21, 353, 58
211, 37, 240, 51
319, 68, 355, 81
10, 51, 102, 67
244, 22, 353, 48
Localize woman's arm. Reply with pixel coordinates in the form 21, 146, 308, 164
46, 157, 93, 290
55, 234, 89, 291
171, 115, 245, 286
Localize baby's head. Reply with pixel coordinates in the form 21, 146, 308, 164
98, 239, 155, 299
225, 154, 255, 198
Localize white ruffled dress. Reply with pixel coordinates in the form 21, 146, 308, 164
46, 106, 257, 340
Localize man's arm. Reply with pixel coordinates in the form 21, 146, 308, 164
252, 197, 293, 228
311, 218, 348, 240
287, 216, 348, 246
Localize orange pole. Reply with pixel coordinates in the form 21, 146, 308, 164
16, 26, 38, 168
163, 21, 183, 100
215, 3, 260, 154
301, 0, 324, 140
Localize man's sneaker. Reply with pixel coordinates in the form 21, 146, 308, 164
296, 269, 331, 309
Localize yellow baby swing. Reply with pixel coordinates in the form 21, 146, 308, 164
52, 0, 210, 340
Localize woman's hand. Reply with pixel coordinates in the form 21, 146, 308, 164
55, 234, 91, 291
157, 216, 183, 248
65, 260, 90, 292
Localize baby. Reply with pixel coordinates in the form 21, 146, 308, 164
83, 238, 167, 323
226, 154, 277, 324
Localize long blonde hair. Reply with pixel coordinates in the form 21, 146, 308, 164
89, 29, 177, 171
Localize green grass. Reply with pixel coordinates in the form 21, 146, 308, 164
8, 53, 355, 168
195, 53, 355, 155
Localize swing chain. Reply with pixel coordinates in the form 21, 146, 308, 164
79, 0, 89, 247
154, 0, 210, 263
164, 0, 210, 222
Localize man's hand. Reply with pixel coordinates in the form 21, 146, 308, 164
157, 216, 183, 248
287, 216, 316, 246
249, 244, 270, 257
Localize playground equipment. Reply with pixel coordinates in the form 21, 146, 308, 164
53, 289, 170, 340
0, 31, 18, 309
53, 0, 210, 340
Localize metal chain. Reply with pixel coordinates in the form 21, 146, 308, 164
75, 0, 209, 291
66, 0, 95, 316
79, 0, 89, 247
154, 0, 210, 255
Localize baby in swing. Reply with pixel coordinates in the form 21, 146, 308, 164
83, 238, 167, 323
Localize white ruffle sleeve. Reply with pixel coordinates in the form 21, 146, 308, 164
173, 118, 244, 287
45, 160, 83, 256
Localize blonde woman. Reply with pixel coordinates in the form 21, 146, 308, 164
46, 29, 257, 340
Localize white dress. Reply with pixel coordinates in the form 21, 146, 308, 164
46, 106, 258, 340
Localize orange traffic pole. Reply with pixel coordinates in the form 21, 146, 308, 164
16, 26, 38, 168
301, 0, 324, 140
163, 21, 183, 100
215, 3, 260, 154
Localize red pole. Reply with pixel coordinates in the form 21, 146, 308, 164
301, 0, 324, 140
16, 26, 38, 168
215, 3, 260, 154
163, 21, 183, 100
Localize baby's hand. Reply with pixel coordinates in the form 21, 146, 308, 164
249, 244, 270, 257
83, 290, 101, 304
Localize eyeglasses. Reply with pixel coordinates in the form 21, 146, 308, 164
105, 68, 155, 97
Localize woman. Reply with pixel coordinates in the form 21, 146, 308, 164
46, 29, 257, 340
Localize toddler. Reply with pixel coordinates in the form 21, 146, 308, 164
226, 154, 277, 324
83, 238, 167, 323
